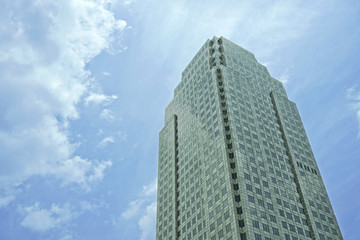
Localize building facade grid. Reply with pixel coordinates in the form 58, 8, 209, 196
156, 36, 342, 240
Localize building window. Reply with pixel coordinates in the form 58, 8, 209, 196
289, 224, 296, 232
272, 227, 279, 236
210, 222, 215, 231
270, 214, 277, 223
262, 223, 270, 232
254, 233, 262, 240
218, 229, 224, 238
240, 233, 247, 240
225, 223, 231, 233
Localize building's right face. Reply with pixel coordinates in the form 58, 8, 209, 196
156, 37, 342, 240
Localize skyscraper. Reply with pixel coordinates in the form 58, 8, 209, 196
156, 36, 342, 240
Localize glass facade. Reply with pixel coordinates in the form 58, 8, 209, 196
156, 36, 342, 240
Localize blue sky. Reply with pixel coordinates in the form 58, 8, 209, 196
0, 0, 359, 239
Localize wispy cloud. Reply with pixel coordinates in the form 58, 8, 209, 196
136, 0, 326, 62
117, 131, 128, 142
97, 132, 126, 149
0, 0, 125, 197
140, 180, 157, 197
139, 202, 157, 240
19, 203, 74, 232
100, 109, 115, 121
346, 85, 360, 137
98, 136, 116, 148
121, 180, 157, 219
19, 198, 110, 233
121, 179, 157, 240
278, 68, 290, 84
121, 0, 135, 5
84, 93, 118, 106
88, 160, 113, 183
48, 157, 112, 191
0, 194, 16, 208
121, 199, 144, 220
80, 199, 108, 211
0, 187, 22, 209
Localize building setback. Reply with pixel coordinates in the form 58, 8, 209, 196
156, 36, 342, 240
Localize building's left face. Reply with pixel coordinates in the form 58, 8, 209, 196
157, 39, 218, 240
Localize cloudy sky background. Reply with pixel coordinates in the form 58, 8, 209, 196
0, 0, 359, 239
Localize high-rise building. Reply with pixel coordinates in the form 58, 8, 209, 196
156, 36, 342, 240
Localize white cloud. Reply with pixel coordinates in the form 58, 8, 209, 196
0, 194, 15, 208
278, 69, 290, 84
121, 179, 157, 240
20, 203, 74, 232
0, 0, 124, 192
122, 0, 135, 5
121, 199, 144, 219
97, 129, 104, 135
59, 234, 74, 240
88, 160, 113, 183
51, 157, 112, 190
97, 132, 126, 149
0, 187, 23, 209
80, 199, 107, 211
84, 93, 118, 106
117, 131, 128, 141
140, 179, 157, 197
347, 85, 360, 100
100, 109, 115, 121
139, 202, 157, 240
98, 136, 116, 148
346, 85, 360, 137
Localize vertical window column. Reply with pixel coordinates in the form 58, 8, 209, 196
270, 92, 316, 240
173, 115, 180, 239
215, 65, 245, 238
